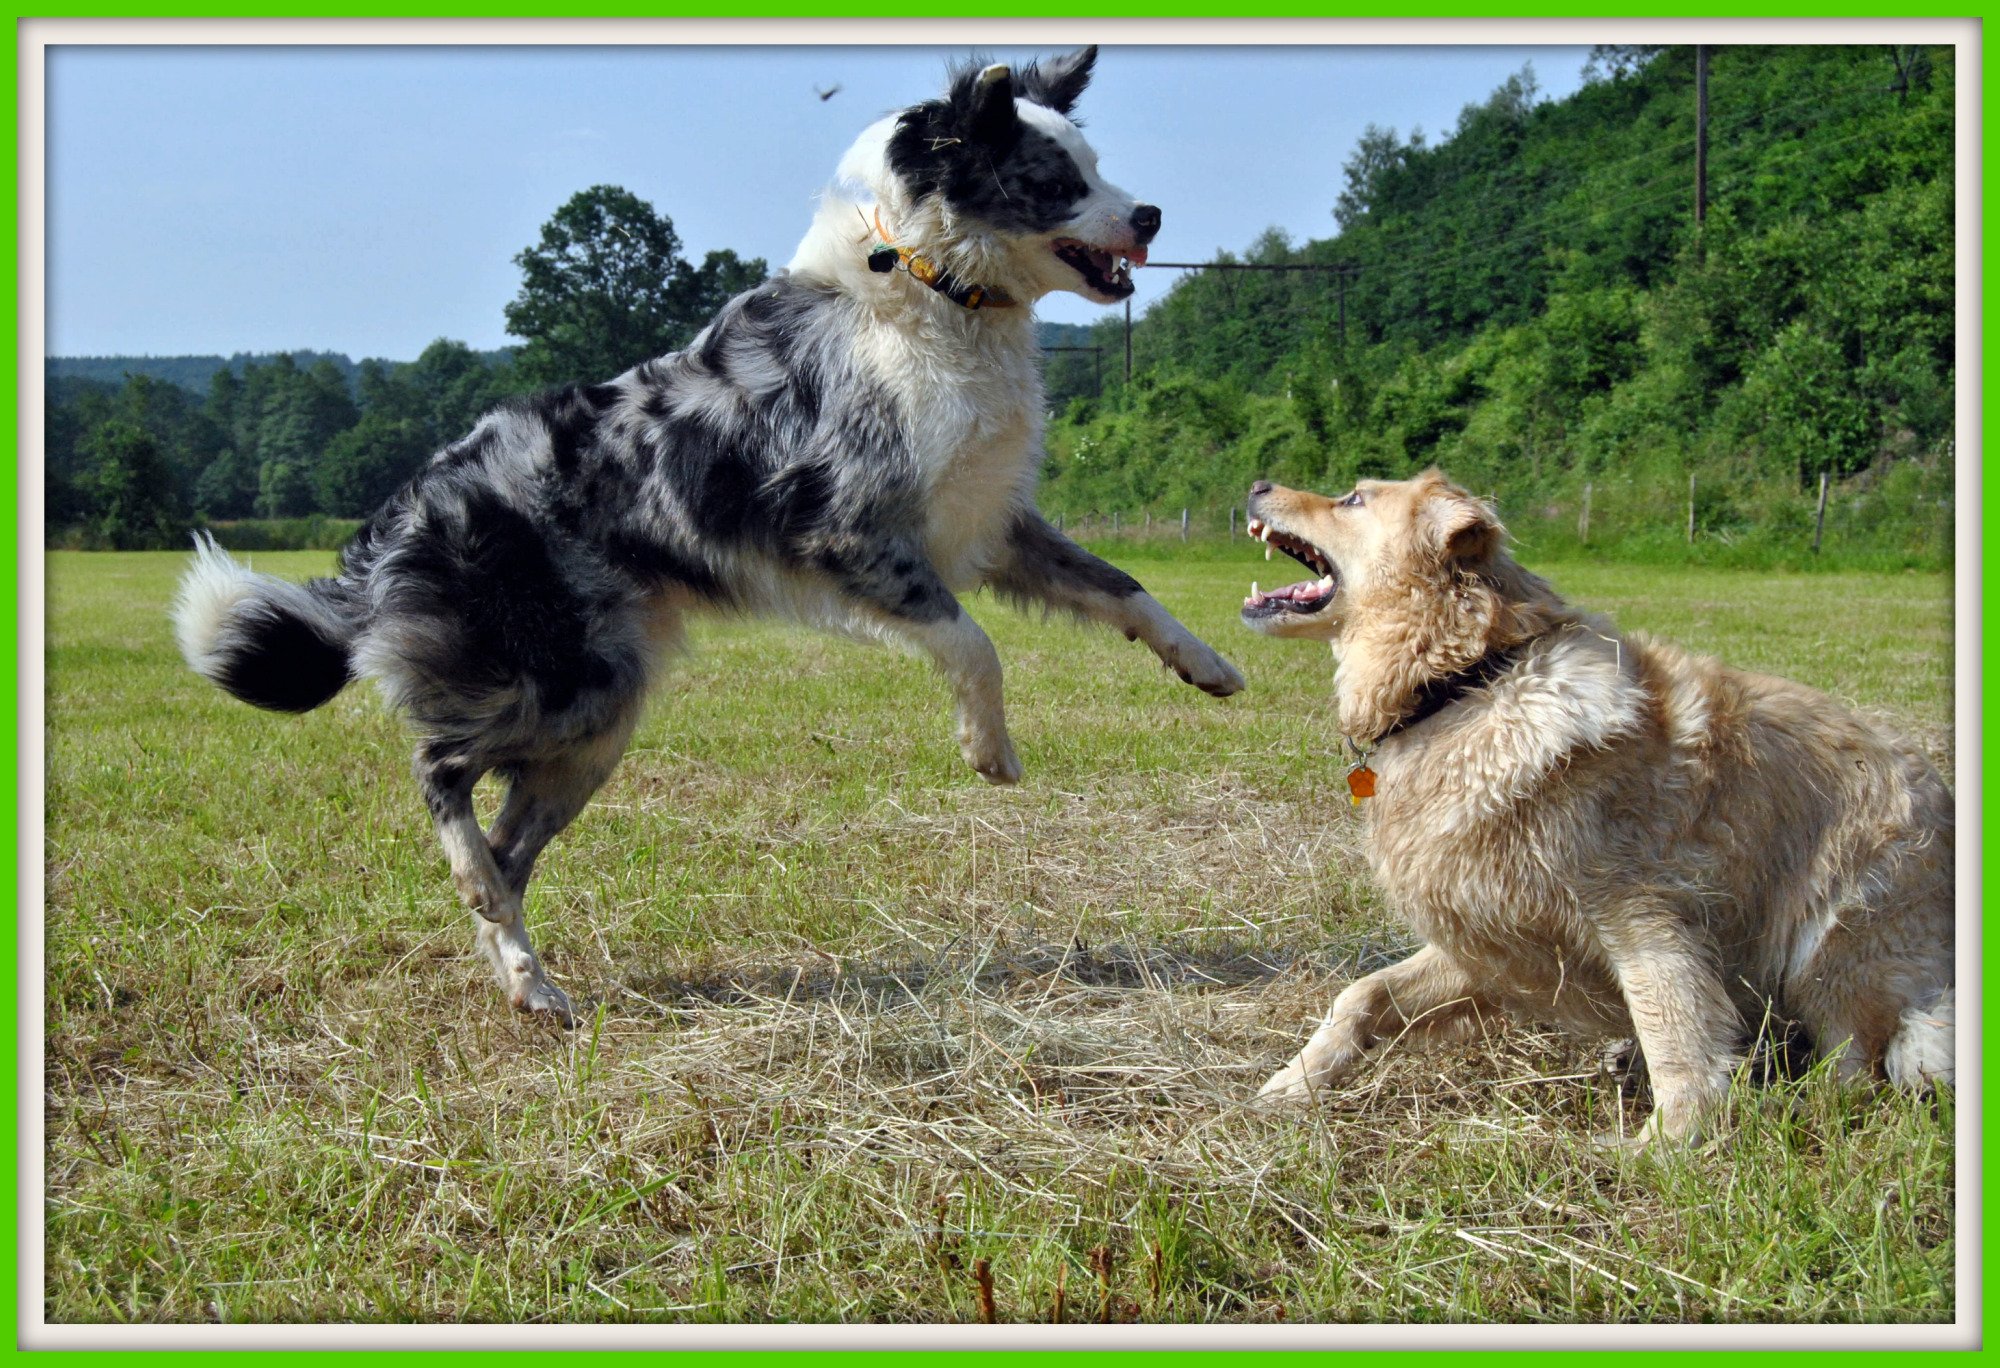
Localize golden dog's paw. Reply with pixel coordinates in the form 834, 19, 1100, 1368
1254, 1058, 1320, 1103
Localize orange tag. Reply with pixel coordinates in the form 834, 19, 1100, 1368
1347, 765, 1377, 804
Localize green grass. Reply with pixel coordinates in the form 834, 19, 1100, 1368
43, 546, 1955, 1324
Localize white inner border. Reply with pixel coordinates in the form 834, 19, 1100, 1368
18, 15, 1981, 1352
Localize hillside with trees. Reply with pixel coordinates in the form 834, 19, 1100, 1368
1040, 44, 1954, 567
44, 186, 767, 549
46, 48, 1953, 568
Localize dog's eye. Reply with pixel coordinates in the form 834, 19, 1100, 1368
1340, 490, 1364, 508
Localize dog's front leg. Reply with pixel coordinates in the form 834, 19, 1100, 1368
985, 510, 1245, 697
1258, 944, 1492, 1099
837, 542, 1021, 784
1596, 911, 1742, 1148
893, 609, 1022, 784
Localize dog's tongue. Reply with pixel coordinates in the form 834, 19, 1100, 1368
1244, 577, 1331, 608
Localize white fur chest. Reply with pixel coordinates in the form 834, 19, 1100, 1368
855, 310, 1045, 588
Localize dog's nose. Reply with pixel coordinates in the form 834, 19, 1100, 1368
1130, 204, 1161, 244
1249, 480, 1274, 498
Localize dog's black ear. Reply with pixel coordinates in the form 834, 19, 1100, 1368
952, 62, 1020, 147
1018, 46, 1097, 116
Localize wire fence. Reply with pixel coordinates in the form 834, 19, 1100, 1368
1046, 460, 1954, 563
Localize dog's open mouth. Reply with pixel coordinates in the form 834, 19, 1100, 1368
1053, 239, 1143, 299
1242, 516, 1339, 619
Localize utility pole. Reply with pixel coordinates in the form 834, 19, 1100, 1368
1695, 45, 1709, 229
1123, 298, 1133, 384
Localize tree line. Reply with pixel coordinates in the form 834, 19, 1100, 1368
1039, 45, 1954, 568
47, 185, 765, 549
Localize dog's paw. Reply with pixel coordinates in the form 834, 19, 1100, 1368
1164, 639, 1246, 698
1592, 1107, 1712, 1157
510, 976, 577, 1028
959, 726, 1023, 786
1589, 1128, 1654, 1158
1255, 1058, 1317, 1101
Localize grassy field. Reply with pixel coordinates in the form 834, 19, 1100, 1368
43, 544, 1956, 1325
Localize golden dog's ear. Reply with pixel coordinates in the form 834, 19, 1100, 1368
1421, 484, 1501, 565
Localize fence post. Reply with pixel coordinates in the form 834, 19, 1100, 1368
1181, 508, 1189, 541
1687, 474, 1697, 544
1112, 511, 1120, 534
1813, 469, 1829, 554
1145, 510, 1152, 533
1056, 511, 1064, 534
1579, 482, 1592, 545
1229, 506, 1237, 540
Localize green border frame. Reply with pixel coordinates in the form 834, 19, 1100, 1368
9, 10, 1985, 1357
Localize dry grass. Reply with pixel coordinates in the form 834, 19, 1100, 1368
42, 548, 1956, 1324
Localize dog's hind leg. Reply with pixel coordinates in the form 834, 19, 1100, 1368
1258, 944, 1495, 1100
985, 510, 1244, 697
416, 740, 579, 1026
483, 712, 643, 987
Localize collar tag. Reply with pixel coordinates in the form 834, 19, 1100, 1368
1342, 736, 1377, 806
1347, 764, 1377, 805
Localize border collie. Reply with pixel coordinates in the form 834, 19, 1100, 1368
174, 48, 1244, 1025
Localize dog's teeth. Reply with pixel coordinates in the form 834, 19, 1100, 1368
1251, 581, 1259, 596
1265, 545, 1272, 561
1320, 574, 1335, 590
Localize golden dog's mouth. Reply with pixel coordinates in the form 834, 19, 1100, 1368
1242, 516, 1338, 620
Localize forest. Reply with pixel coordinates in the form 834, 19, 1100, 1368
1041, 44, 1954, 567
47, 47, 1954, 567
44, 185, 763, 549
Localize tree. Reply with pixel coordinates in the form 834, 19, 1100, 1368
251, 357, 358, 516
193, 447, 259, 519
399, 338, 512, 448
314, 412, 431, 515
504, 185, 768, 387
1333, 124, 1423, 232
1580, 45, 1665, 85
76, 420, 186, 549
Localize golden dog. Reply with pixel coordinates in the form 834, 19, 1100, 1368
1240, 470, 1954, 1145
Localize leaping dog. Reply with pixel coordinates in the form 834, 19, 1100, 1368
174, 48, 1243, 1024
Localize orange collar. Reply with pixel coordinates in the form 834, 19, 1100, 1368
867, 208, 1016, 311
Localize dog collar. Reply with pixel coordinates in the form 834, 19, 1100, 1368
1378, 644, 1527, 744
867, 209, 1017, 311
1344, 644, 1529, 803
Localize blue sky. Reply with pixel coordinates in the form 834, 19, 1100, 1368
46, 43, 1589, 361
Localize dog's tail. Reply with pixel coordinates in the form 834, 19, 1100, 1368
1884, 985, 1954, 1090
172, 533, 365, 713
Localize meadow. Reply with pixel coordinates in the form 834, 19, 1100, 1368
43, 544, 1956, 1325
